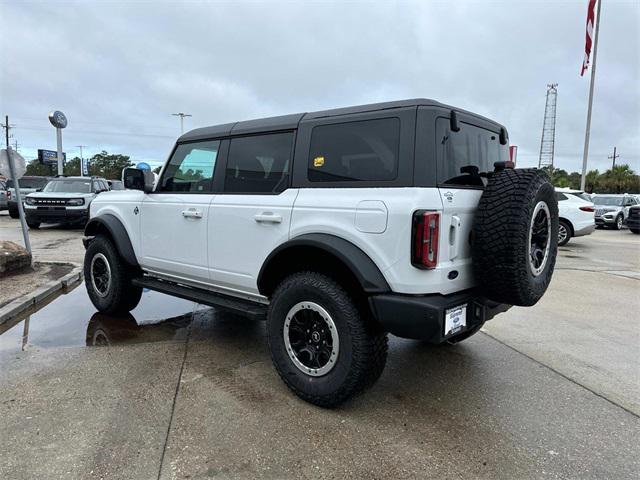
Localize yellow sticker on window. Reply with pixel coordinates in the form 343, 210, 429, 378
313, 156, 325, 167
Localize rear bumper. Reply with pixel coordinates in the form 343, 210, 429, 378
369, 289, 511, 343
25, 208, 89, 224
595, 216, 616, 226
574, 223, 596, 237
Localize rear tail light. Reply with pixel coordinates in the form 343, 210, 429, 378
412, 211, 440, 269
7, 191, 10, 200
579, 206, 595, 212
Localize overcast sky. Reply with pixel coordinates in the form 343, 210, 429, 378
1, 0, 638, 173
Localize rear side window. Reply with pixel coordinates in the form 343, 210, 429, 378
225, 132, 294, 194
308, 118, 400, 182
555, 192, 568, 201
436, 118, 508, 187
160, 140, 220, 193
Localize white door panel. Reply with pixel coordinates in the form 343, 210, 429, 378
141, 194, 213, 282
209, 189, 298, 293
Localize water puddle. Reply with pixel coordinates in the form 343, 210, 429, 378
0, 282, 209, 359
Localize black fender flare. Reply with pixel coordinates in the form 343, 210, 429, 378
257, 233, 390, 295
84, 214, 138, 267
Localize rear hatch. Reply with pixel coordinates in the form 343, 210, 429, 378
433, 116, 510, 280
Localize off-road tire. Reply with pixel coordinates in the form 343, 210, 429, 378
26, 220, 40, 229
267, 272, 388, 408
472, 168, 558, 306
558, 219, 572, 247
84, 235, 142, 314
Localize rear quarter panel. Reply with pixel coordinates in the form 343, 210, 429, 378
291, 187, 479, 295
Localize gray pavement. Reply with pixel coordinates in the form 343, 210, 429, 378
0, 217, 639, 479
0, 210, 85, 264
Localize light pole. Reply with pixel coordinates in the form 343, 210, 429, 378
172, 112, 192, 134
48, 110, 68, 175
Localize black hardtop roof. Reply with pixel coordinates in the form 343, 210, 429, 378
178, 98, 504, 142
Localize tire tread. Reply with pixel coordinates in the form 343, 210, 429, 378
268, 271, 388, 408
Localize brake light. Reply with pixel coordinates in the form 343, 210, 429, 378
412, 211, 440, 269
579, 206, 595, 212
7, 191, 10, 200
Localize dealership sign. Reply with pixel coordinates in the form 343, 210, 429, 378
38, 149, 66, 165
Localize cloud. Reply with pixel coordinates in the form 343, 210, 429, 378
1, 0, 638, 173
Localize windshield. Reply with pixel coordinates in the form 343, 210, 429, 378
593, 196, 623, 206
7, 177, 49, 189
43, 179, 92, 193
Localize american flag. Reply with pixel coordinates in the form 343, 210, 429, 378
581, 0, 598, 76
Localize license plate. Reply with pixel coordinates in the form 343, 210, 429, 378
444, 304, 467, 337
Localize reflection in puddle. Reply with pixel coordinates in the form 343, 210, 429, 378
86, 311, 192, 346
0, 282, 206, 359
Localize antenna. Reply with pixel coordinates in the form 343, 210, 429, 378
538, 84, 558, 168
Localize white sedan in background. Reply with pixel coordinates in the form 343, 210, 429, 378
556, 189, 596, 246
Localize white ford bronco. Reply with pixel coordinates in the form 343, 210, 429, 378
83, 99, 558, 407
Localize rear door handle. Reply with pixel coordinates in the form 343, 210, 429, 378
254, 213, 282, 223
181, 209, 203, 219
449, 215, 461, 260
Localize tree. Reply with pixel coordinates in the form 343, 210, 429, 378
541, 166, 570, 187
585, 169, 600, 193
599, 164, 638, 194
24, 151, 134, 179
24, 159, 54, 176
87, 151, 134, 179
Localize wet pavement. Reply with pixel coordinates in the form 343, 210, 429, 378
1, 229, 639, 479
0, 285, 197, 356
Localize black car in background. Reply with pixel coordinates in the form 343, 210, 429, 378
627, 205, 640, 234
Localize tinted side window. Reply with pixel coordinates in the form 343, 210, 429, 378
308, 118, 400, 182
436, 118, 508, 187
555, 192, 568, 201
160, 140, 220, 193
225, 132, 293, 194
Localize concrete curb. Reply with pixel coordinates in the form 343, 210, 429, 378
0, 262, 83, 326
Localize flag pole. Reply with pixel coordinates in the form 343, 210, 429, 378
580, 0, 602, 192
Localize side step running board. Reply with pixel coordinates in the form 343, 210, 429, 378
132, 277, 267, 319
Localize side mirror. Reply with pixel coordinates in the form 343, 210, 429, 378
123, 167, 154, 193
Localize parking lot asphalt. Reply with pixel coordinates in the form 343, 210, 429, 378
0, 211, 85, 264
0, 214, 639, 479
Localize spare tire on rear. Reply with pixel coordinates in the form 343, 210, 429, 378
472, 168, 558, 306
